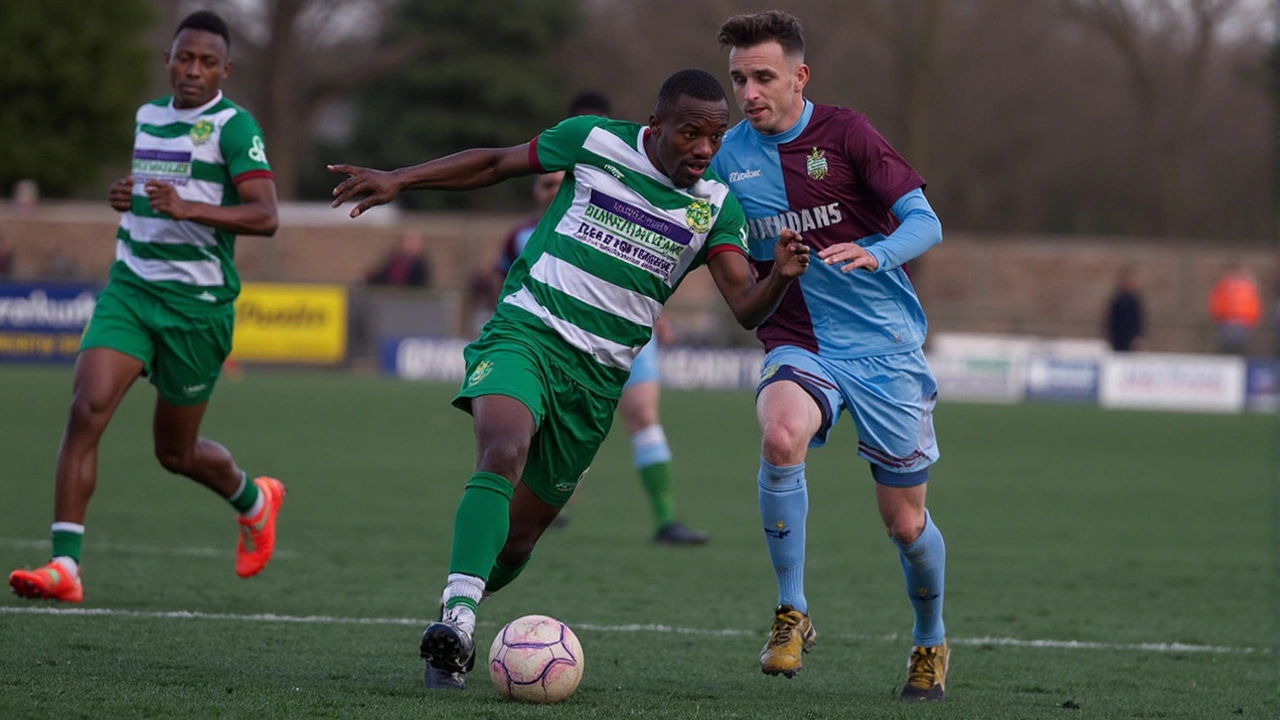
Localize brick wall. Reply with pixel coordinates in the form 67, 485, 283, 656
1, 203, 1273, 354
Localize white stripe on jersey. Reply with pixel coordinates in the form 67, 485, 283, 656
116, 240, 225, 287
136, 100, 238, 130
130, 178, 225, 207
503, 288, 637, 371
121, 214, 218, 247
132, 132, 226, 168
581, 126, 732, 208
528, 254, 661, 328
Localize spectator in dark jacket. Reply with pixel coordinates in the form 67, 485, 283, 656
367, 230, 430, 287
1106, 265, 1145, 352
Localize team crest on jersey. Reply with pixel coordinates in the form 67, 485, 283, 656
189, 119, 214, 145
806, 147, 828, 181
468, 360, 493, 386
685, 198, 712, 233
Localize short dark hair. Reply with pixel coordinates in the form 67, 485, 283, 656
654, 69, 726, 117
568, 90, 611, 117
175, 10, 231, 51
717, 10, 804, 58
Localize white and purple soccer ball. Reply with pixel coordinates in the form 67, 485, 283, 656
488, 614, 584, 703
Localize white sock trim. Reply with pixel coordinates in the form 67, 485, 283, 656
51, 522, 85, 535
227, 472, 249, 502
52, 556, 79, 576
240, 492, 265, 518
630, 424, 667, 449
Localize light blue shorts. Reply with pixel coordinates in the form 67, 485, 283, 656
624, 338, 660, 388
757, 346, 939, 486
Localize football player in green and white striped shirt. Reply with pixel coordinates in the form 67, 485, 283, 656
331, 68, 811, 691
8, 11, 286, 606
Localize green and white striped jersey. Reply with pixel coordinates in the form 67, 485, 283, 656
493, 115, 748, 395
112, 91, 273, 315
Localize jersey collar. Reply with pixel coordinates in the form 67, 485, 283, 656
168, 90, 224, 117
750, 99, 813, 145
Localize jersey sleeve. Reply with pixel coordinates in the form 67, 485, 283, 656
844, 116, 923, 210
529, 115, 601, 173
219, 111, 273, 184
702, 191, 749, 264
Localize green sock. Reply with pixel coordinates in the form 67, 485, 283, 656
639, 461, 675, 531
51, 527, 83, 564
228, 472, 260, 514
485, 554, 533, 595
448, 472, 515, 581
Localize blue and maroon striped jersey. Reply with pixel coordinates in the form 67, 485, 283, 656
712, 101, 932, 358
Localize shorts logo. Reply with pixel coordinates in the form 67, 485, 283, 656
183, 384, 207, 395
685, 198, 712, 233
806, 147, 828, 181
760, 363, 779, 382
556, 466, 589, 493
468, 360, 493, 386
190, 119, 214, 145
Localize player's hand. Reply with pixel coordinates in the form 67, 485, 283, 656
329, 164, 401, 218
770, 228, 810, 280
818, 242, 879, 273
109, 176, 134, 212
144, 180, 192, 220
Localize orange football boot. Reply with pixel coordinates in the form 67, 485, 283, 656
9, 561, 84, 603
235, 477, 286, 578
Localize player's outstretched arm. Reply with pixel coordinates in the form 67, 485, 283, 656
709, 228, 809, 330
329, 144, 535, 219
144, 177, 279, 236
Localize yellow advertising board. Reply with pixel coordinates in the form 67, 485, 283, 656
230, 283, 347, 364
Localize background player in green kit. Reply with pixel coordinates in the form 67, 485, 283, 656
8, 11, 286, 604
330, 69, 810, 690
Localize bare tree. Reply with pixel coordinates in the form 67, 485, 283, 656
1057, 0, 1262, 234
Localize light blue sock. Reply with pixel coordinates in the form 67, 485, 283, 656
894, 509, 946, 647
758, 459, 808, 614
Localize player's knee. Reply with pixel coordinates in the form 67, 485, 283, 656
760, 419, 809, 465
476, 438, 528, 480
154, 445, 195, 475
66, 390, 115, 433
885, 513, 926, 545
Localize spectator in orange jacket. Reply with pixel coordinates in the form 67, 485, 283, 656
1208, 263, 1261, 355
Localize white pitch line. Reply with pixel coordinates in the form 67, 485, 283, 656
0, 606, 1262, 655
0, 538, 296, 560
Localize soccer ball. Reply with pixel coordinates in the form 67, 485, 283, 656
488, 614, 584, 703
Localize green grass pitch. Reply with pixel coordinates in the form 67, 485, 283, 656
0, 365, 1274, 719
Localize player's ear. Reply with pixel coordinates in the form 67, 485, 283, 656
647, 113, 662, 138
795, 63, 810, 91
222, 59, 233, 80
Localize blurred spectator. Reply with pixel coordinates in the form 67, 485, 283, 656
1105, 265, 1145, 352
568, 90, 611, 117
1208, 263, 1260, 354
13, 179, 39, 214
367, 229, 430, 287
0, 232, 12, 279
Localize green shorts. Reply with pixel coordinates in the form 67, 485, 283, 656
452, 330, 618, 507
80, 281, 233, 406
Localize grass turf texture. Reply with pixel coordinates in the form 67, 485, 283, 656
0, 366, 1273, 719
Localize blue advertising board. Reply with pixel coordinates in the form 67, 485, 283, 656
1245, 359, 1278, 412
0, 282, 99, 363
1024, 356, 1100, 403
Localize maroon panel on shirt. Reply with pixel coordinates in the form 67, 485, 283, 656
775, 104, 924, 254
752, 258, 819, 354
753, 104, 924, 354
